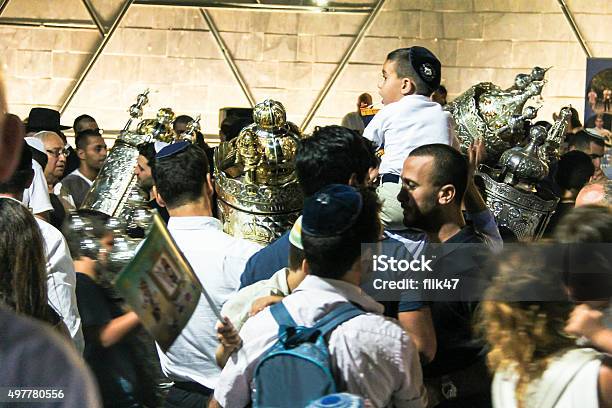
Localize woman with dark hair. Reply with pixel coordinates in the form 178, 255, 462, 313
0, 198, 57, 325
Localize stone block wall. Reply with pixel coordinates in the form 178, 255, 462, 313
1, 0, 611, 143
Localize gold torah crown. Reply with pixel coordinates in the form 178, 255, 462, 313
136, 108, 176, 143
214, 99, 303, 244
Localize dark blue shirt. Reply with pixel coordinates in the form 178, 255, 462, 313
240, 231, 291, 289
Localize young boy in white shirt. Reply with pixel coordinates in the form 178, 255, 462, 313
363, 47, 456, 229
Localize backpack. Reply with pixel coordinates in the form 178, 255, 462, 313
252, 302, 365, 408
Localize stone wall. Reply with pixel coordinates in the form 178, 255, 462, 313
1, 0, 611, 141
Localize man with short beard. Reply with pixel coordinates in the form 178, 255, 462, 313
397, 144, 490, 407
134, 142, 169, 223
58, 128, 107, 208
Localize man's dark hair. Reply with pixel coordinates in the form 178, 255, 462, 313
137, 142, 156, 163
302, 187, 381, 279
568, 107, 582, 129
554, 205, 612, 300
152, 144, 209, 209
409, 143, 469, 204
0, 142, 33, 194
75, 129, 102, 150
386, 48, 433, 96
220, 116, 251, 142
555, 151, 595, 192
296, 126, 374, 197
73, 114, 96, 134
288, 243, 305, 271
555, 205, 612, 243
568, 130, 605, 151
173, 115, 194, 130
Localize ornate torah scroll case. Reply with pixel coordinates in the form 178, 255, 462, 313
214, 100, 303, 245
445, 68, 572, 240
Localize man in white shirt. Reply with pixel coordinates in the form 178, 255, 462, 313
57, 128, 107, 208
363, 47, 455, 229
0, 141, 83, 353
214, 184, 426, 408
151, 142, 261, 408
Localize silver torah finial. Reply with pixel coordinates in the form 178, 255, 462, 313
123, 89, 150, 132
181, 115, 202, 143
541, 106, 572, 165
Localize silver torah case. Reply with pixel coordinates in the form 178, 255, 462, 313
214, 99, 303, 245
80, 130, 148, 217
445, 67, 548, 164
80, 91, 176, 218
448, 68, 571, 241
475, 126, 559, 241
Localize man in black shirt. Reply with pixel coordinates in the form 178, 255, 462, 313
397, 144, 491, 407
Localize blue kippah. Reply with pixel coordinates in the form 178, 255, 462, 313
302, 184, 363, 237
156, 141, 189, 159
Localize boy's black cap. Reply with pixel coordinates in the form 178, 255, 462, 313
408, 46, 441, 91
302, 184, 363, 237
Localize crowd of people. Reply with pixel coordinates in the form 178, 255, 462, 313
0, 45, 611, 408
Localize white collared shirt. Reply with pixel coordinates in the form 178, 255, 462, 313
215, 275, 426, 408
157, 216, 262, 389
35, 217, 84, 354
363, 94, 454, 176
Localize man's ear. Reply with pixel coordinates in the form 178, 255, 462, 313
205, 173, 214, 199
302, 258, 310, 276
437, 184, 456, 205
76, 148, 86, 160
152, 185, 166, 208
401, 78, 415, 96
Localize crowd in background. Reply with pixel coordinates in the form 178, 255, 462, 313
0, 46, 611, 408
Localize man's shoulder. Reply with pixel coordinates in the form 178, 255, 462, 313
35, 216, 65, 246
223, 233, 263, 256
447, 225, 486, 244
334, 312, 406, 340
61, 173, 88, 188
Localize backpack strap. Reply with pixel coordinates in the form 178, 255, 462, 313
271, 302, 365, 346
270, 301, 297, 328
312, 303, 365, 337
